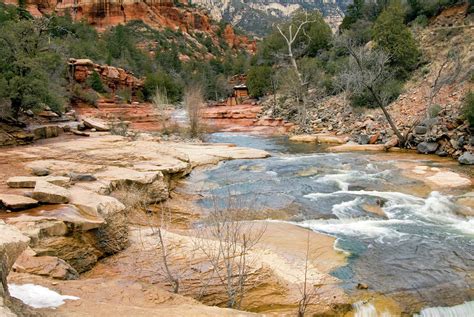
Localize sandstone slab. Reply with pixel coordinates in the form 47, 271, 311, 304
13, 250, 79, 280
289, 134, 318, 143
426, 171, 472, 187
32, 181, 70, 204
0, 194, 38, 210
69, 187, 125, 217
82, 118, 110, 131
7, 176, 70, 188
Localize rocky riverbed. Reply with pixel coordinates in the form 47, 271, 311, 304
0, 132, 473, 316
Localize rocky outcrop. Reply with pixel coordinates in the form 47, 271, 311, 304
0, 135, 269, 277
69, 59, 143, 94
0, 124, 34, 147
223, 24, 257, 52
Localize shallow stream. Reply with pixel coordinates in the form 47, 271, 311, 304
184, 133, 474, 315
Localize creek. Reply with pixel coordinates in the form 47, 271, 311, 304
183, 132, 474, 315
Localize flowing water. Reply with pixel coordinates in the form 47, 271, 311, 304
185, 133, 474, 315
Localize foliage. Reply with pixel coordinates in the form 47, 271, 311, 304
463, 91, 474, 127
143, 71, 183, 103
71, 84, 98, 106
0, 13, 66, 118
116, 87, 132, 103
87, 71, 106, 93
247, 66, 273, 98
372, 4, 421, 77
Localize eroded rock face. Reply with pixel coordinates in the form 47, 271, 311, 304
0, 221, 30, 316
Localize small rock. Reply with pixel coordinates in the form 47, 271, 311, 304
417, 142, 439, 154
368, 133, 380, 144
358, 134, 370, 145
77, 123, 86, 131
458, 152, 474, 165
435, 149, 448, 157
90, 128, 97, 132
415, 126, 428, 135
37, 110, 59, 118
25, 110, 34, 117
32, 181, 70, 204
31, 167, 50, 176
357, 283, 369, 290
69, 173, 97, 182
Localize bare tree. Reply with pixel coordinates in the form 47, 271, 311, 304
276, 12, 317, 128
426, 49, 461, 118
336, 36, 406, 146
297, 231, 321, 317
193, 194, 266, 309
184, 84, 204, 138
152, 88, 170, 132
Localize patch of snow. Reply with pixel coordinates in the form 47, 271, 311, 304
8, 284, 79, 309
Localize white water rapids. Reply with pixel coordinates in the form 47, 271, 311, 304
354, 300, 474, 317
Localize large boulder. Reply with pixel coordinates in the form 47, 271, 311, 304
0, 194, 38, 211
417, 142, 439, 154
32, 181, 70, 204
458, 152, 474, 165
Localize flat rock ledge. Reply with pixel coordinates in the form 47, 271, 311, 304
7, 176, 70, 188
290, 134, 348, 144
0, 194, 38, 210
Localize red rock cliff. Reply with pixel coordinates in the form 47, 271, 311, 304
5, 0, 212, 32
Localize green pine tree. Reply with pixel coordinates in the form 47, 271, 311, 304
372, 4, 421, 77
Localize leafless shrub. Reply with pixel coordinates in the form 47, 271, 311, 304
193, 193, 267, 309
152, 88, 171, 132
109, 118, 129, 136
184, 84, 205, 138
111, 183, 185, 294
297, 231, 322, 316
426, 49, 461, 118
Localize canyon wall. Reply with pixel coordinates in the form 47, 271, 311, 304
5, 0, 212, 32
